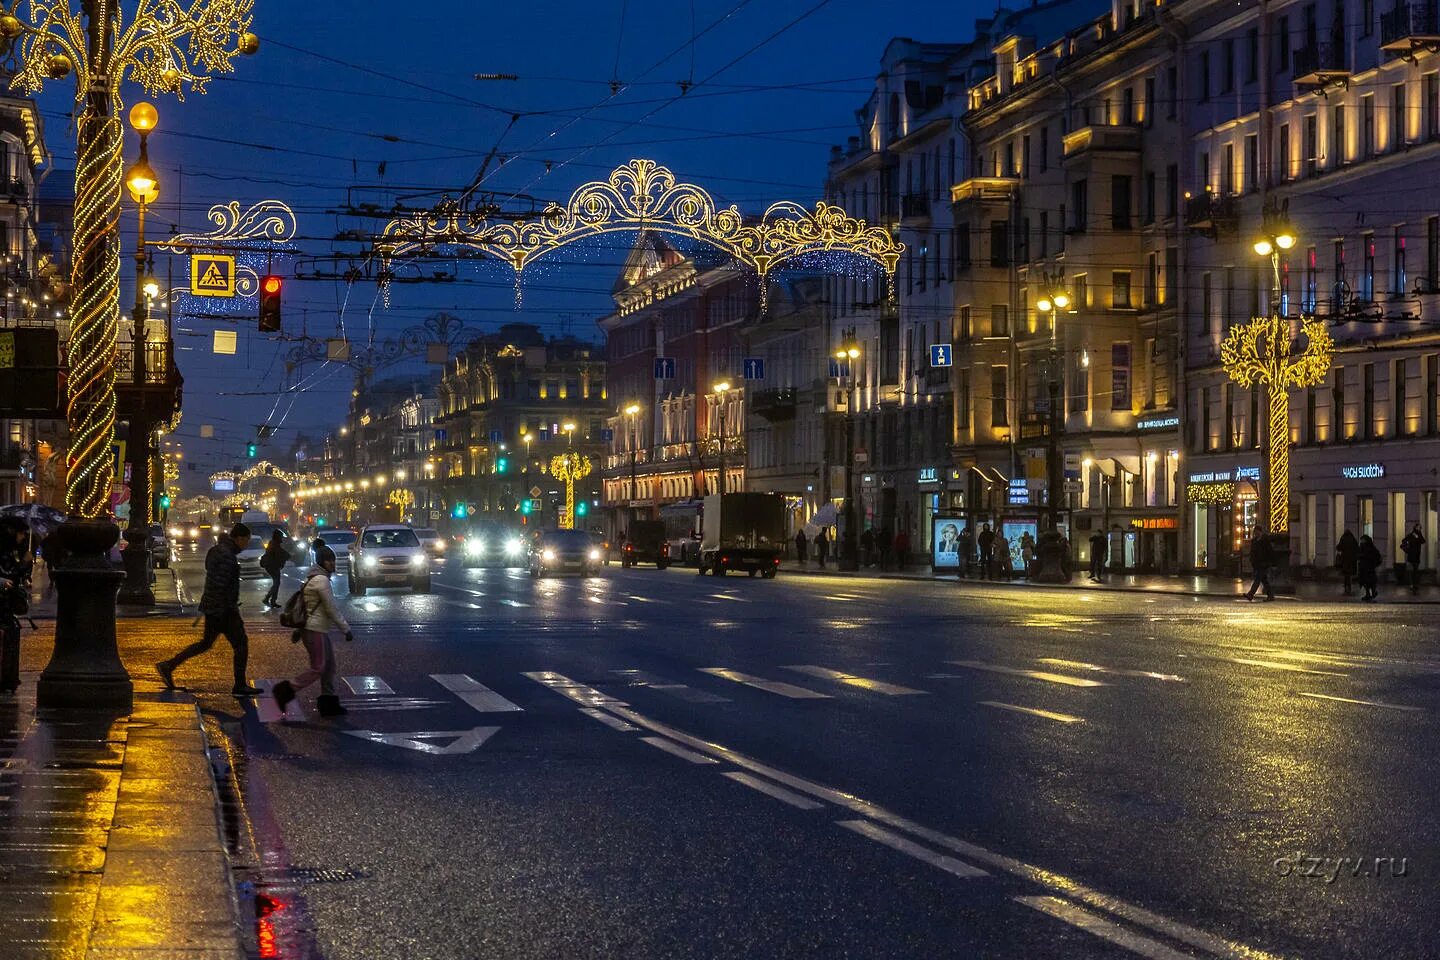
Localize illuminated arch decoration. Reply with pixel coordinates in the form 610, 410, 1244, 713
209, 461, 318, 490
376, 159, 902, 309
155, 199, 297, 252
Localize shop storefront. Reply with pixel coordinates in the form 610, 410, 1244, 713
1185, 463, 1262, 574
1290, 452, 1440, 576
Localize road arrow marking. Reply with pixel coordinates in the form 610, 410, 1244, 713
343, 727, 500, 754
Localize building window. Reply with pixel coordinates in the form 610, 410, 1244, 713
1393, 228, 1407, 299
1143, 171, 1156, 224
1427, 73, 1440, 140
1070, 349, 1089, 413
956, 369, 971, 433
1393, 83, 1407, 151
1222, 143, 1235, 195
1122, 87, 1134, 125
1166, 163, 1178, 217
1428, 355, 1439, 434
1278, 123, 1291, 181
990, 220, 1009, 268
954, 227, 970, 270
1038, 211, 1048, 259
1333, 366, 1346, 439
991, 365, 1009, 427
1113, 271, 1132, 308
991, 304, 1009, 338
1073, 273, 1088, 309
1167, 65, 1178, 117
1395, 358, 1410, 435
1199, 50, 1210, 103
1071, 179, 1087, 232
958, 305, 972, 341
1334, 239, 1346, 301
1428, 217, 1440, 291
1145, 253, 1159, 306
1222, 39, 1235, 93
1224, 383, 1235, 450
1198, 151, 1209, 192
1039, 126, 1049, 172
1143, 76, 1155, 127
1363, 0, 1374, 36
1363, 363, 1376, 439
1363, 94, 1376, 158
1305, 246, 1318, 312
1246, 28, 1259, 83
1333, 104, 1346, 166
1304, 114, 1317, 176
1021, 134, 1031, 178
1244, 134, 1258, 192
1165, 246, 1178, 305
1362, 232, 1375, 301
1201, 271, 1213, 336
1111, 174, 1131, 229
1202, 386, 1215, 451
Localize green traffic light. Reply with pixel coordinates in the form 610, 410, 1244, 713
497, 457, 508, 473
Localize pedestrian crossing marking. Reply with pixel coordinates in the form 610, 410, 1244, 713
579, 707, 638, 731
1229, 657, 1346, 677
431, 674, 523, 713
1035, 658, 1186, 683
978, 701, 1084, 724
255, 679, 306, 723
344, 727, 499, 755
1015, 896, 1195, 960
941, 660, 1105, 688
190, 253, 236, 297
343, 676, 394, 695
640, 736, 718, 765
838, 820, 988, 879
722, 772, 823, 810
1296, 692, 1425, 712
612, 669, 730, 703
697, 667, 831, 699
781, 665, 928, 696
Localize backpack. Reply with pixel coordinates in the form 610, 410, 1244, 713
279, 575, 322, 629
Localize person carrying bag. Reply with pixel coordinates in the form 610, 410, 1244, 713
272, 545, 353, 717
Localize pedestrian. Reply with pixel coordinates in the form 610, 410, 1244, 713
1357, 533, 1383, 602
272, 545, 354, 718
860, 527, 875, 568
1335, 529, 1359, 596
39, 528, 65, 598
876, 527, 892, 571
1401, 524, 1426, 595
156, 523, 261, 696
977, 524, 995, 578
1088, 529, 1108, 582
794, 529, 808, 565
815, 528, 829, 567
959, 526, 974, 578
894, 528, 910, 571
0, 518, 31, 694
260, 530, 288, 608
1244, 530, 1275, 601
1020, 532, 1035, 579
996, 533, 1013, 579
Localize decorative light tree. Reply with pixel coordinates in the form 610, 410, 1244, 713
3, 0, 258, 517
549, 452, 592, 530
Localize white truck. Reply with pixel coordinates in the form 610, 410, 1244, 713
696, 493, 786, 578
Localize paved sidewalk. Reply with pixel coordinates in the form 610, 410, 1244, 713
0, 627, 246, 960
25, 564, 190, 620
780, 560, 1440, 603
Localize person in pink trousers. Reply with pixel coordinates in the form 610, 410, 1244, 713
272, 545, 353, 717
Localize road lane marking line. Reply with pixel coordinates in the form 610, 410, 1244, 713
942, 660, 1106, 687
978, 701, 1085, 724
640, 736, 718, 764
710, 593, 750, 602
697, 667, 831, 699
837, 820, 987, 879
336, 700, 445, 712
1296, 692, 1425, 712
579, 708, 637, 731
822, 594, 859, 602
612, 669, 730, 703
434, 583, 486, 597
781, 665, 929, 696
343, 676, 394, 696
524, 673, 1273, 960
344, 727, 499, 755
722, 772, 824, 810
1035, 659, 1186, 682
1229, 657, 1346, 677
431, 674, 523, 713
255, 679, 305, 723
1015, 896, 1196, 960
499, 599, 530, 608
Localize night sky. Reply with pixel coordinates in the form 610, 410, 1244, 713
29, 0, 972, 489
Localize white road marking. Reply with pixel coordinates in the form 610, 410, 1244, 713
640, 736, 718, 764
941, 660, 1106, 688
431, 674, 523, 713
579, 707, 638, 731
625, 595, 664, 603
343, 676, 394, 695
711, 593, 750, 602
255, 679, 305, 723
722, 772, 824, 810
781, 665, 928, 696
524, 674, 1281, 960
837, 820, 988, 879
344, 727, 500, 755
612, 669, 730, 703
1296, 692, 1425, 712
697, 667, 832, 699
1035, 659, 1186, 682
336, 699, 445, 712
1015, 896, 1196, 960
499, 599, 530, 608
978, 701, 1085, 724
1229, 657, 1346, 677
434, 583, 486, 598
822, 594, 859, 602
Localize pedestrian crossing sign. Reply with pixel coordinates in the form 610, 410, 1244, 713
190, 254, 236, 297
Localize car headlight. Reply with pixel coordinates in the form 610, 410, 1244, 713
504, 539, 522, 555
362, 554, 377, 568
541, 548, 556, 562
411, 554, 426, 568
465, 539, 484, 556
169, 526, 182, 538
433, 540, 445, 551
588, 549, 601, 561
189, 527, 199, 537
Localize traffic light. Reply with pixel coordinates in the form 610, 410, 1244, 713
158, 493, 172, 510
520, 499, 532, 516
258, 275, 283, 332
316, 517, 327, 527
496, 457, 508, 473
452, 502, 467, 519
246, 442, 257, 458
575, 501, 589, 517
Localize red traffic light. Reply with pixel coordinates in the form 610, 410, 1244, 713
262, 275, 282, 295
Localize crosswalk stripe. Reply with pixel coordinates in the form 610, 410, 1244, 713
941, 660, 1105, 688
781, 665, 928, 696
255, 679, 305, 723
430, 674, 523, 713
1015, 896, 1195, 960
343, 676, 394, 695
696, 667, 831, 699
1035, 658, 1186, 683
722, 772, 824, 810
579, 707, 638, 731
1296, 692, 1425, 712
1229, 657, 1346, 677
612, 669, 730, 703
640, 736, 718, 764
978, 701, 1084, 724
837, 820, 987, 879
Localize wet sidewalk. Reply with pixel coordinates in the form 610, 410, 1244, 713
780, 560, 1440, 603
0, 636, 245, 959
25, 564, 191, 620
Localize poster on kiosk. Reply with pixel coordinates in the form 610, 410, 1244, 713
932, 517, 963, 571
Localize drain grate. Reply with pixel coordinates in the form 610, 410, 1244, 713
280, 866, 371, 885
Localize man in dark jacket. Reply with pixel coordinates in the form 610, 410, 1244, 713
1088, 530, 1109, 582
977, 524, 996, 579
0, 518, 31, 693
1244, 530, 1275, 601
1401, 524, 1426, 595
157, 523, 260, 695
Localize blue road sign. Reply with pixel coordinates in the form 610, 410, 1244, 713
489, 429, 503, 443
930, 343, 953, 368
600, 428, 614, 442
742, 357, 765, 380
653, 357, 676, 380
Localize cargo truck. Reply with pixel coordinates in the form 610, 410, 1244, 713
697, 493, 786, 578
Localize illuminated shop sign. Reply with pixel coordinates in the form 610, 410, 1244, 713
1137, 415, 1180, 431
1190, 465, 1261, 484
1339, 463, 1385, 480
918, 467, 939, 483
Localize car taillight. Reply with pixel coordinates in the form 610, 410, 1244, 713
661, 543, 670, 557
624, 544, 633, 552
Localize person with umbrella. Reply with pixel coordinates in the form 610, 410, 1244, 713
0, 517, 32, 694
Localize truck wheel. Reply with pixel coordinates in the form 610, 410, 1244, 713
762, 569, 777, 579
712, 562, 725, 577
748, 569, 756, 578
696, 561, 707, 576
657, 560, 668, 571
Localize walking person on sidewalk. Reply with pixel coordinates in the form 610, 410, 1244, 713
273, 545, 353, 717
794, 529, 808, 566
1088, 529, 1108, 582
1335, 529, 1359, 596
260, 530, 288, 608
893, 528, 910, 571
977, 524, 995, 579
156, 523, 261, 696
876, 527, 892, 571
1401, 524, 1426, 595
959, 526, 974, 578
0, 518, 32, 694
815, 528, 829, 567
860, 527, 875, 568
1244, 530, 1275, 601
1020, 532, 1035, 579
1357, 533, 1383, 602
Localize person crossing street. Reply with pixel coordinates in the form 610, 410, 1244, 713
156, 523, 261, 696
1244, 530, 1275, 601
272, 545, 353, 717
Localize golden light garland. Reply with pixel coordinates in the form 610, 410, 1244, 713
1220, 313, 1334, 533
154, 198, 297, 251
549, 452, 592, 530
377, 158, 902, 307
5, 0, 257, 517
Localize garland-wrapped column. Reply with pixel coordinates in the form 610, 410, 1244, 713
66, 108, 122, 518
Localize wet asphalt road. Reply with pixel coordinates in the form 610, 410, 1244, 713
157, 553, 1440, 960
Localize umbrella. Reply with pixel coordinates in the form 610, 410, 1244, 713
0, 503, 67, 537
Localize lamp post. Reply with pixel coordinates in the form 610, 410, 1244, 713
624, 403, 640, 530
834, 335, 861, 571
1033, 270, 1074, 583
711, 382, 730, 498
1221, 201, 1333, 590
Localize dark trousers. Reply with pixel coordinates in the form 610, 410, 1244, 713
262, 571, 281, 606
0, 622, 18, 691
1408, 561, 1421, 593
1089, 554, 1105, 580
1247, 568, 1273, 599
166, 610, 249, 685
979, 550, 993, 578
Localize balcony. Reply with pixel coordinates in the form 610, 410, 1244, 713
950, 177, 1018, 205
1183, 191, 1238, 239
1062, 124, 1141, 160
116, 338, 183, 425
1292, 42, 1351, 88
900, 194, 931, 223
1381, 2, 1440, 53
750, 387, 798, 422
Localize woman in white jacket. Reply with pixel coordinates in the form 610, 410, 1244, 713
272, 545, 353, 717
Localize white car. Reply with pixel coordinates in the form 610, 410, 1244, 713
349, 524, 429, 595
415, 528, 446, 563
235, 522, 289, 580
307, 529, 356, 575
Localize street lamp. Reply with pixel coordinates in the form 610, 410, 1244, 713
711, 382, 731, 497
562, 421, 576, 447
1033, 267, 1074, 583
624, 403, 641, 530
834, 337, 861, 571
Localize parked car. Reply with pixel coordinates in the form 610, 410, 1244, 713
350, 524, 429, 595
148, 523, 170, 568
529, 529, 603, 577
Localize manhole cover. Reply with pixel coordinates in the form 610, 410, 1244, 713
280, 866, 371, 885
